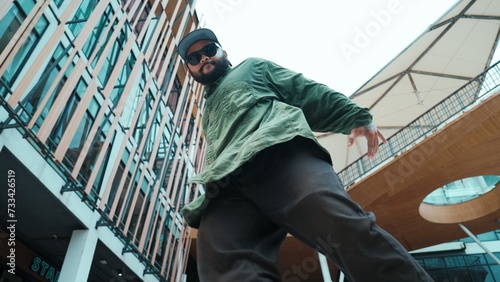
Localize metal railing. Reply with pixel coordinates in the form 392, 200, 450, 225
338, 61, 500, 188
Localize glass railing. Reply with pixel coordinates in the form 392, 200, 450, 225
339, 61, 500, 188
423, 175, 500, 205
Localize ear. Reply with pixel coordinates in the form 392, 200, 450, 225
223, 50, 232, 67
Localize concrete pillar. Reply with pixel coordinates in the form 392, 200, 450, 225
318, 252, 332, 282
59, 229, 98, 282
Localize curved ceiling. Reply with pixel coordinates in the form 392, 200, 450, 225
318, 0, 500, 170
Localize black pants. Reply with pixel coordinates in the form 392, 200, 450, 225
197, 137, 433, 282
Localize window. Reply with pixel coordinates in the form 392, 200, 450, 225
133, 1, 152, 37
95, 25, 131, 86
167, 76, 182, 111
63, 97, 100, 174
153, 124, 172, 176
46, 78, 87, 151
106, 149, 130, 215
81, 112, 115, 201
132, 89, 155, 144
19, 43, 72, 125
110, 52, 136, 106
1, 12, 48, 97
81, 4, 113, 59
0, 0, 35, 52
67, 0, 98, 37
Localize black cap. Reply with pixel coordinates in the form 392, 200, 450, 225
178, 28, 219, 61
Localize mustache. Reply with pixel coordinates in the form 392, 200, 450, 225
200, 61, 216, 71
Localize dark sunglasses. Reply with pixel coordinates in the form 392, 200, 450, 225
186, 42, 219, 65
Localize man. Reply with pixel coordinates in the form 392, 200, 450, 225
178, 28, 433, 282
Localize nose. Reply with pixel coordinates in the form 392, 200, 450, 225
200, 53, 211, 64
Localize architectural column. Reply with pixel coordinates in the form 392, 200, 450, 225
318, 252, 333, 281
58, 229, 98, 282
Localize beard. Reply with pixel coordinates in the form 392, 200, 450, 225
191, 56, 231, 85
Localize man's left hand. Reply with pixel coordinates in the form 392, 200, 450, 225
348, 122, 387, 159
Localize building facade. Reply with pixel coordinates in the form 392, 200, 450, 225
0, 0, 205, 281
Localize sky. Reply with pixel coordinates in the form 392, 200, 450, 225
194, 0, 460, 95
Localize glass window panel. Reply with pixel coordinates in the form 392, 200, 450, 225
97, 26, 130, 85
465, 255, 488, 266
80, 111, 114, 194
485, 253, 500, 265
153, 121, 170, 175
487, 265, 500, 282
477, 231, 500, 242
21, 44, 71, 124
132, 90, 154, 143
2, 14, 48, 85
423, 257, 446, 269
91, 17, 118, 69
110, 52, 136, 106
141, 16, 157, 52
67, 0, 98, 37
133, 1, 152, 36
18, 0, 36, 12
120, 66, 145, 130
89, 131, 115, 202
82, 4, 113, 58
445, 256, 466, 267
113, 171, 132, 222
447, 268, 472, 281
62, 97, 99, 172
53, 0, 64, 8
143, 103, 163, 162
167, 76, 182, 111
0, 3, 23, 52
46, 78, 86, 150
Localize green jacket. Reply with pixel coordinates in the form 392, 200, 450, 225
183, 57, 372, 228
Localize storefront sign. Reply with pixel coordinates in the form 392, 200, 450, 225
31, 257, 59, 282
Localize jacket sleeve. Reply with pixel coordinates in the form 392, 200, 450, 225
263, 60, 372, 135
